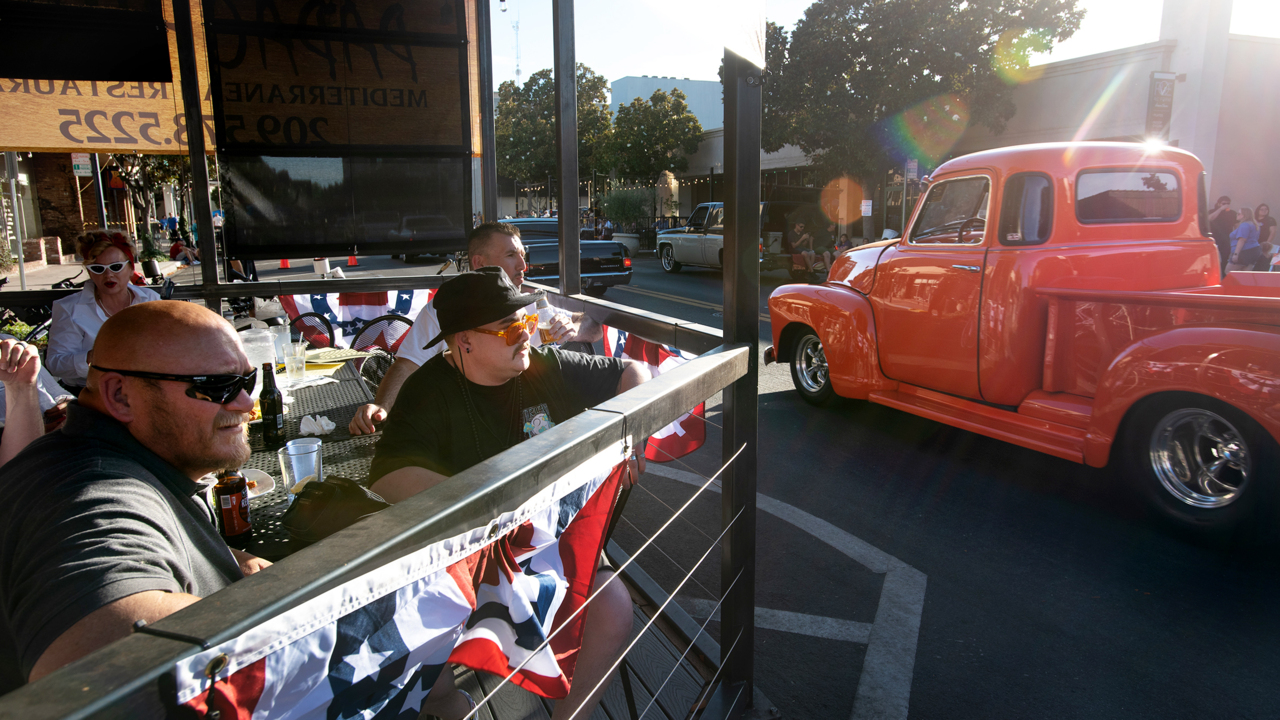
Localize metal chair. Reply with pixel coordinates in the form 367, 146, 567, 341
351, 314, 414, 354
290, 312, 336, 349
358, 348, 396, 396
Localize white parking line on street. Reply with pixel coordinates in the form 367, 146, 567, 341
681, 599, 873, 644
645, 464, 927, 720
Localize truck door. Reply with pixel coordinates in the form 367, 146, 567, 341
676, 205, 710, 264
871, 173, 991, 400
702, 206, 725, 267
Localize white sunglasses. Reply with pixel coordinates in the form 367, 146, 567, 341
87, 261, 129, 274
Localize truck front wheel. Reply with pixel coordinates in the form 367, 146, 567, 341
660, 245, 681, 273
790, 331, 834, 406
1123, 394, 1278, 540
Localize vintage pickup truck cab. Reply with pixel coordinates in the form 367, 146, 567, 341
766, 142, 1280, 537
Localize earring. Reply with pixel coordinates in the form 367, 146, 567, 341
465, 347, 471, 353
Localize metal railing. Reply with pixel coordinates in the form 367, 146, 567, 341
0, 291, 753, 719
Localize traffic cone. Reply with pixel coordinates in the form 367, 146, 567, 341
279, 258, 290, 269
347, 255, 359, 267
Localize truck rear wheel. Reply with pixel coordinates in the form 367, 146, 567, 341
790, 331, 833, 406
1122, 394, 1278, 541
660, 245, 681, 273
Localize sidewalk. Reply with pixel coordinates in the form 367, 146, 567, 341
1, 259, 183, 292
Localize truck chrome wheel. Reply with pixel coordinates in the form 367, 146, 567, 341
1149, 408, 1250, 509
790, 331, 833, 405
660, 245, 681, 273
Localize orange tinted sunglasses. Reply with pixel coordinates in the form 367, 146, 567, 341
471, 314, 537, 346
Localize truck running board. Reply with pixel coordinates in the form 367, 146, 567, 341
868, 385, 1086, 464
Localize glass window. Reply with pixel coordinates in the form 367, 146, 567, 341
1076, 169, 1181, 223
909, 176, 990, 244
687, 206, 709, 228
707, 207, 725, 231
999, 173, 1053, 246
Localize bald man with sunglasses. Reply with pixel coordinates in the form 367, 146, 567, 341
0, 301, 270, 694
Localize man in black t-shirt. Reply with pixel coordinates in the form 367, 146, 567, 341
369, 267, 650, 720
1208, 195, 1238, 274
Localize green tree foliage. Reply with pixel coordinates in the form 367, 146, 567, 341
606, 89, 704, 181
601, 187, 656, 228
110, 153, 188, 255
769, 0, 1083, 182
495, 64, 613, 183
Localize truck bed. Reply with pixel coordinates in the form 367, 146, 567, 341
1040, 277, 1280, 397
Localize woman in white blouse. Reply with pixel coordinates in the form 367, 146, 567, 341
46, 232, 160, 391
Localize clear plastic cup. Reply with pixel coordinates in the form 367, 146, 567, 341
278, 439, 322, 502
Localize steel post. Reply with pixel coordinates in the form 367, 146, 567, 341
552, 0, 580, 296
477, 0, 499, 222
719, 48, 761, 717
5, 153, 28, 290
90, 153, 108, 231
171, 0, 220, 309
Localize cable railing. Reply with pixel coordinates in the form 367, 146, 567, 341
0, 289, 756, 720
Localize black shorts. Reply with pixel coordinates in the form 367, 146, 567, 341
1235, 245, 1262, 267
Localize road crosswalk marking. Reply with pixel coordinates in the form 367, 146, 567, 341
646, 463, 926, 720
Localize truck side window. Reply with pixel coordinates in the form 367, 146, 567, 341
687, 206, 709, 229
999, 173, 1053, 245
1076, 169, 1181, 223
908, 175, 990, 245
708, 207, 725, 231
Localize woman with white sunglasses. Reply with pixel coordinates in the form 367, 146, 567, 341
46, 232, 160, 393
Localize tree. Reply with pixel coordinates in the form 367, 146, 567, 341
605, 88, 704, 182
771, 0, 1083, 185
110, 153, 188, 255
495, 64, 613, 185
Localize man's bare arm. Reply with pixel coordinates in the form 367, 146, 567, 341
349, 358, 421, 435
29, 590, 201, 682
368, 465, 452, 504
571, 312, 604, 343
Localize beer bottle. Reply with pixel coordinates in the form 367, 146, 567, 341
260, 361, 285, 449
214, 469, 253, 546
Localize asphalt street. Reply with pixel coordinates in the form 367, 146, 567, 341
234, 255, 1280, 718
597, 259, 1280, 720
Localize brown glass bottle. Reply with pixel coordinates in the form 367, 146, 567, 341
260, 361, 286, 449
214, 469, 253, 546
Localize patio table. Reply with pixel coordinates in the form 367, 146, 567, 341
241, 361, 380, 560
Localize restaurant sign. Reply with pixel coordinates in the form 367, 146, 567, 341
0, 2, 214, 153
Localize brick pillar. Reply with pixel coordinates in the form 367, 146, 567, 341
32, 152, 93, 254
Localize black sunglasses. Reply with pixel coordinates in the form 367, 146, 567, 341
90, 366, 257, 404
87, 261, 129, 274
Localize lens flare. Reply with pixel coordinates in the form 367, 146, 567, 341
821, 177, 862, 226
878, 94, 970, 164
992, 29, 1051, 86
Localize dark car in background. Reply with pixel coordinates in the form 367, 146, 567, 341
504, 218, 631, 298
389, 215, 463, 261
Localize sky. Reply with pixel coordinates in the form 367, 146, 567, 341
487, 0, 1280, 96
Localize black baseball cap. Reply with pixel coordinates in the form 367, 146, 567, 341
424, 267, 545, 348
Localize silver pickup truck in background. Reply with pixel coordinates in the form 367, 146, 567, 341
657, 194, 828, 280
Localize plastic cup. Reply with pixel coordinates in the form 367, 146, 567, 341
278, 439, 322, 502
285, 354, 306, 382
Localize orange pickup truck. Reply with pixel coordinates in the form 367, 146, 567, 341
766, 142, 1280, 537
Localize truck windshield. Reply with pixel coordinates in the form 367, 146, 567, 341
909, 176, 990, 244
